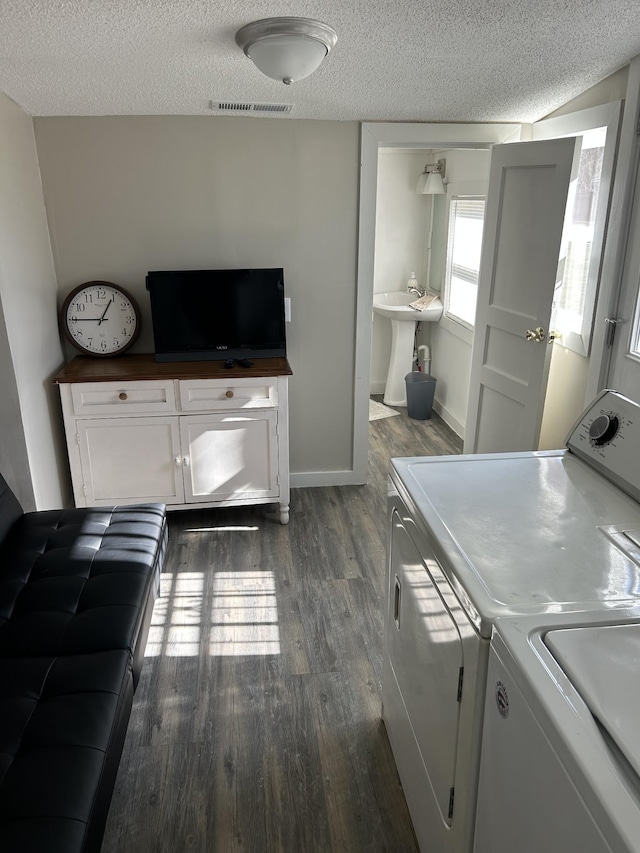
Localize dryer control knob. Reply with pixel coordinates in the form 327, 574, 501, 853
589, 413, 620, 446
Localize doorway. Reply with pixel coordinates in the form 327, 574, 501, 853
353, 122, 522, 483
354, 88, 640, 481
370, 147, 490, 434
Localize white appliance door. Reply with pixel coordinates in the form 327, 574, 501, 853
387, 510, 464, 826
465, 137, 581, 454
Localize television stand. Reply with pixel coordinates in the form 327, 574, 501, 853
54, 354, 292, 524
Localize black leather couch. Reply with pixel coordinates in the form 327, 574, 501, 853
0, 473, 167, 852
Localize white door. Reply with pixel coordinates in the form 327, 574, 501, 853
606, 150, 640, 402
464, 138, 581, 453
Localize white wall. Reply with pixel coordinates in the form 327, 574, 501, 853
0, 92, 66, 509
371, 151, 430, 392
33, 116, 359, 483
424, 149, 491, 436
538, 346, 589, 449
543, 68, 628, 120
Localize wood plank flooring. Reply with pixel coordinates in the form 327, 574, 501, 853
102, 403, 462, 852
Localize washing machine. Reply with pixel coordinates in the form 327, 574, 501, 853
381, 389, 640, 853
474, 612, 640, 853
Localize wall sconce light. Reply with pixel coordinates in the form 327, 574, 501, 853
235, 17, 338, 85
416, 160, 446, 194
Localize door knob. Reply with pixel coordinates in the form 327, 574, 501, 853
525, 326, 546, 342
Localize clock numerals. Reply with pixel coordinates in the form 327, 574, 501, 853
62, 281, 141, 357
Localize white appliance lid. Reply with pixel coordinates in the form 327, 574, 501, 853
391, 451, 640, 630
545, 624, 640, 779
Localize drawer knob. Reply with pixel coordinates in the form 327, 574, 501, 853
118, 392, 128, 401
226, 390, 234, 398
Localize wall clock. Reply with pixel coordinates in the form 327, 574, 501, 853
61, 281, 141, 357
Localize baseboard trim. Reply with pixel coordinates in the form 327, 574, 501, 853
369, 382, 386, 395
433, 399, 465, 440
290, 470, 364, 488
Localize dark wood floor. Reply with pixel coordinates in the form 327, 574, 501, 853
102, 402, 462, 852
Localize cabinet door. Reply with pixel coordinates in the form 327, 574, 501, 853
77, 416, 185, 505
180, 412, 279, 503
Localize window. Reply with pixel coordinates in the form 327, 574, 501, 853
532, 103, 621, 357
444, 196, 486, 328
553, 127, 606, 350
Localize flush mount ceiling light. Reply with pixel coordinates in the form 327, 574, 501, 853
416, 160, 446, 194
235, 17, 338, 85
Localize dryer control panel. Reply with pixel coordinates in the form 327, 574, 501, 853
566, 389, 640, 503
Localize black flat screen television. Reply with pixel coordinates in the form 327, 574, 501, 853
146, 268, 286, 362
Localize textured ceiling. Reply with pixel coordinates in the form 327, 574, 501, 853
1, 1, 640, 121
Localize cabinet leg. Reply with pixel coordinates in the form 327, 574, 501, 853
265, 503, 290, 524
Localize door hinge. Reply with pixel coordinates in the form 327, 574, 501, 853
448, 786, 455, 820
605, 316, 621, 347
75, 432, 80, 445
456, 666, 464, 702
82, 483, 87, 496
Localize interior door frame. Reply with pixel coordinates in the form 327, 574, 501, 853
353, 122, 522, 483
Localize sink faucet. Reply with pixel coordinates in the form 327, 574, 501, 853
406, 272, 424, 297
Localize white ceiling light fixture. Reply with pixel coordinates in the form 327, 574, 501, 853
416, 160, 446, 194
235, 17, 338, 85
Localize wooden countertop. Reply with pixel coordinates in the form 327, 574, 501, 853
54, 354, 293, 383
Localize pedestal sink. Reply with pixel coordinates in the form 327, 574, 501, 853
373, 291, 443, 406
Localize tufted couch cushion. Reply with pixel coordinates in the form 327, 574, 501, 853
0, 474, 167, 852
0, 503, 165, 684
0, 650, 134, 852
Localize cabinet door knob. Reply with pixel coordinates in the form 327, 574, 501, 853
118, 392, 128, 401
183, 456, 190, 467
226, 390, 234, 398
174, 457, 182, 467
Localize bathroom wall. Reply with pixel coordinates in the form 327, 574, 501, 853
370, 150, 431, 393
421, 149, 491, 436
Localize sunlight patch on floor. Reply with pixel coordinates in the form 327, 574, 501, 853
145, 570, 280, 657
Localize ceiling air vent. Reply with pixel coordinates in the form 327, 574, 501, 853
210, 100, 293, 115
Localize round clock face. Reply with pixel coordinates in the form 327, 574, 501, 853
62, 281, 141, 357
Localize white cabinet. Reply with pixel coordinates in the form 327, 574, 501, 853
56, 357, 291, 523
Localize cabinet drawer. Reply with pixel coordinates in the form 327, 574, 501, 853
178, 378, 277, 410
70, 380, 176, 415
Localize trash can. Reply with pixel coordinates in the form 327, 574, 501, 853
405, 372, 437, 420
